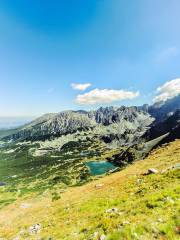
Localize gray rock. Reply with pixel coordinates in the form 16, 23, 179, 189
148, 94, 180, 123
95, 184, 104, 189
29, 223, 41, 234
4, 106, 153, 144
108, 167, 120, 173
20, 203, 31, 209
4, 111, 96, 141
147, 168, 159, 174
105, 208, 118, 213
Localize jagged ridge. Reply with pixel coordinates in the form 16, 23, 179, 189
4, 107, 153, 142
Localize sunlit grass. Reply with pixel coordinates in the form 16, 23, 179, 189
0, 140, 179, 239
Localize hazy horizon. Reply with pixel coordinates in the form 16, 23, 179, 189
0, 116, 35, 129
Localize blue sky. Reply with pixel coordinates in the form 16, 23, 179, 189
0, 0, 180, 116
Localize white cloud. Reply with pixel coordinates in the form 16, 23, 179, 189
71, 83, 91, 91
153, 78, 180, 102
75, 88, 139, 105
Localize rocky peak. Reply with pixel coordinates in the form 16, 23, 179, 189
89, 106, 149, 126
148, 94, 180, 122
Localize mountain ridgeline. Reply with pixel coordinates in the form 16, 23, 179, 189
2, 95, 180, 147
4, 106, 153, 142
0, 95, 179, 240
140, 94, 180, 123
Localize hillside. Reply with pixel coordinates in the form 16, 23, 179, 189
4, 111, 96, 141
0, 96, 179, 240
144, 109, 180, 141
0, 140, 179, 240
3, 107, 153, 143
1, 1, 180, 239
140, 94, 180, 123
0, 128, 19, 140
3, 95, 180, 152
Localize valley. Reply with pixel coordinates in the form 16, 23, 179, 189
0, 95, 179, 239
0, 140, 179, 239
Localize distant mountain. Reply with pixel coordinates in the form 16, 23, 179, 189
144, 109, 180, 141
89, 106, 154, 146
141, 109, 180, 152
88, 106, 149, 125
140, 94, 180, 123
0, 116, 34, 129
3, 107, 153, 142
5, 111, 96, 141
159, 124, 180, 144
2, 95, 180, 145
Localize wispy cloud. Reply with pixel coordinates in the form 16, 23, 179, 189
156, 47, 178, 63
75, 88, 139, 105
71, 83, 91, 91
153, 78, 180, 102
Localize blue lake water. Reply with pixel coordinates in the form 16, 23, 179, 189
85, 161, 116, 176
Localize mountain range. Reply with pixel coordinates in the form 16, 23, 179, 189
0, 95, 179, 240
3, 94, 180, 149
0, 116, 34, 129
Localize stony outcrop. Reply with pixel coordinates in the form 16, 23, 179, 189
5, 111, 96, 141
139, 94, 180, 123
144, 109, 180, 141
4, 107, 153, 142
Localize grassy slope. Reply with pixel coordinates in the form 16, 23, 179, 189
0, 140, 179, 240
0, 139, 120, 206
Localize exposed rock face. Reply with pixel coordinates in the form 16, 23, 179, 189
4, 107, 153, 142
147, 168, 159, 174
29, 223, 41, 234
106, 103, 180, 165
89, 106, 151, 126
140, 94, 180, 123
107, 146, 142, 167
3, 95, 180, 145
144, 109, 180, 141
88, 106, 154, 146
6, 111, 96, 141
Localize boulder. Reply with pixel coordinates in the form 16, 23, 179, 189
105, 208, 118, 213
95, 184, 104, 189
147, 168, 159, 174
20, 203, 31, 209
29, 223, 41, 234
